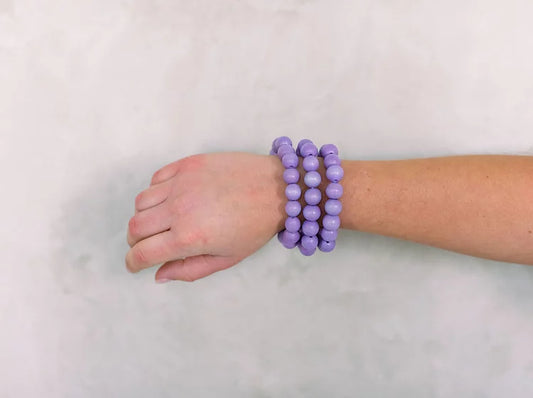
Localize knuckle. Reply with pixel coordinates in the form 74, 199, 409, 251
133, 246, 147, 265
134, 192, 144, 209
128, 216, 139, 236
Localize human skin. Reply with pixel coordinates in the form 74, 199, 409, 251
125, 152, 533, 282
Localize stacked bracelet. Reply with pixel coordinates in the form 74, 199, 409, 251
318, 144, 343, 252
270, 136, 343, 255
272, 137, 302, 249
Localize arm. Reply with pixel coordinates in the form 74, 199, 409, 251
337, 154, 533, 266
125, 152, 533, 284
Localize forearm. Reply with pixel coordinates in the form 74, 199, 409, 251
339, 155, 533, 265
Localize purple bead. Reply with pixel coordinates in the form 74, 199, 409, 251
296, 139, 313, 156
325, 199, 342, 216
302, 220, 319, 236
301, 235, 318, 250
285, 217, 301, 233
319, 144, 338, 157
326, 165, 344, 182
323, 154, 341, 168
320, 228, 338, 241
273, 136, 292, 152
298, 242, 316, 256
285, 184, 301, 201
323, 214, 340, 230
300, 142, 318, 157
304, 188, 321, 205
285, 200, 301, 217
302, 205, 320, 221
277, 144, 294, 159
302, 156, 319, 171
318, 239, 336, 252
303, 171, 321, 188
325, 183, 343, 199
282, 152, 299, 168
283, 168, 300, 184
278, 230, 299, 249
269, 149, 276, 155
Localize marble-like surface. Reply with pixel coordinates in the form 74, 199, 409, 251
2, 1, 533, 396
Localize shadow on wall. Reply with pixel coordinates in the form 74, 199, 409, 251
50, 155, 162, 294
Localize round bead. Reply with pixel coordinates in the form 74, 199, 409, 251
326, 165, 344, 182
273, 136, 292, 152
282, 152, 299, 168
285, 184, 301, 201
296, 139, 313, 156
298, 242, 316, 256
323, 154, 341, 168
300, 142, 318, 157
283, 168, 299, 184
302, 205, 320, 221
325, 183, 343, 199
302, 156, 319, 171
303, 171, 321, 188
278, 230, 299, 249
285, 217, 301, 233
325, 199, 342, 216
319, 144, 338, 157
318, 239, 336, 252
276, 144, 293, 159
320, 228, 338, 241
301, 235, 318, 250
285, 200, 301, 217
302, 220, 319, 236
322, 214, 340, 230
304, 188, 321, 205
269, 149, 276, 155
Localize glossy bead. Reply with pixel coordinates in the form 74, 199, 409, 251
285, 217, 301, 233
302, 205, 320, 221
325, 199, 342, 216
303, 171, 321, 188
277, 144, 293, 159
301, 234, 318, 250
325, 183, 343, 199
273, 136, 292, 152
296, 139, 313, 156
323, 214, 340, 230
285, 184, 301, 201
318, 239, 336, 252
302, 220, 319, 236
323, 154, 341, 168
285, 200, 301, 217
302, 156, 319, 171
319, 144, 338, 157
278, 230, 299, 248
304, 188, 321, 205
298, 242, 316, 256
320, 228, 338, 241
283, 168, 300, 184
300, 142, 318, 157
326, 165, 344, 182
282, 152, 299, 168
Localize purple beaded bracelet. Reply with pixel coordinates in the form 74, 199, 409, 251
318, 144, 343, 252
271, 137, 343, 255
272, 136, 302, 249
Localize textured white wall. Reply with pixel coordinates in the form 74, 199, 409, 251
1, 0, 533, 396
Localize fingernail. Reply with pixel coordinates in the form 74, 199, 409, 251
156, 278, 171, 284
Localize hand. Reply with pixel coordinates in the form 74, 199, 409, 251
125, 152, 286, 282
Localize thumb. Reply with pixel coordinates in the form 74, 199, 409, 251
155, 254, 238, 283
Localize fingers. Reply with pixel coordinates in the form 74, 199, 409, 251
154, 254, 238, 283
126, 229, 204, 273
135, 180, 171, 213
127, 205, 172, 247
151, 160, 182, 186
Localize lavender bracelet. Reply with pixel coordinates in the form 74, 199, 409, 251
297, 139, 321, 256
318, 144, 343, 252
272, 136, 302, 249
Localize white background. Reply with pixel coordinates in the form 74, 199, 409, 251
1, 0, 533, 396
